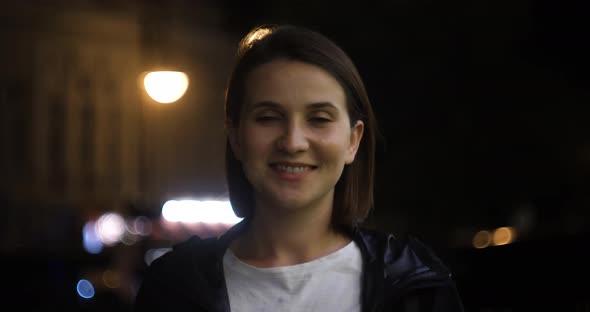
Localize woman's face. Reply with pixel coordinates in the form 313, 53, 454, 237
229, 59, 364, 215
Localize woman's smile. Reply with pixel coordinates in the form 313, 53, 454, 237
270, 162, 318, 181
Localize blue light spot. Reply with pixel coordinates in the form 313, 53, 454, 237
77, 279, 95, 299
82, 222, 103, 254
83, 235, 103, 254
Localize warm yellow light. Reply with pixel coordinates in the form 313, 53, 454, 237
472, 230, 492, 249
244, 27, 273, 48
492, 226, 515, 246
143, 71, 189, 104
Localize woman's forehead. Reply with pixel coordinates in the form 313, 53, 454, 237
242, 59, 346, 110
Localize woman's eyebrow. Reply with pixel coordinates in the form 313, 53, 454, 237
247, 101, 281, 112
246, 101, 339, 112
307, 102, 340, 112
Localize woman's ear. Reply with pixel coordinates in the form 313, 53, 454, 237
345, 120, 364, 164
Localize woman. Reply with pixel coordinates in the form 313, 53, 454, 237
134, 24, 464, 312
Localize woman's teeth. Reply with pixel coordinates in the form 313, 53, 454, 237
275, 165, 309, 173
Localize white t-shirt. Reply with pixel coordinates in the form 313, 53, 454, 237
223, 241, 363, 312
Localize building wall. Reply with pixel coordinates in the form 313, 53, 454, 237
0, 1, 236, 253
1, 4, 142, 207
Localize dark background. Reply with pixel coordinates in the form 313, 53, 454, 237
1, 0, 589, 310
222, 0, 590, 239
223, 3, 590, 308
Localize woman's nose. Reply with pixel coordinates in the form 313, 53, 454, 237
276, 122, 309, 154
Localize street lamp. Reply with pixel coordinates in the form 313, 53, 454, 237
143, 71, 189, 104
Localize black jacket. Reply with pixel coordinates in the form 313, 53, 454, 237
134, 221, 464, 312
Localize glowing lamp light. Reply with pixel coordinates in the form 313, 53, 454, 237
161, 200, 243, 224
143, 71, 189, 103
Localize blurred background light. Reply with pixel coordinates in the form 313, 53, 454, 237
493, 226, 516, 246
76, 279, 95, 299
472, 230, 492, 249
143, 71, 189, 103
131, 216, 152, 236
161, 199, 243, 224
82, 221, 103, 254
120, 230, 139, 246
95, 212, 126, 246
102, 270, 121, 289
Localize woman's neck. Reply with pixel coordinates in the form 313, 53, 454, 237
230, 201, 351, 268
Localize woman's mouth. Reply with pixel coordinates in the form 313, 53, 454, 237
270, 163, 317, 178
274, 164, 312, 173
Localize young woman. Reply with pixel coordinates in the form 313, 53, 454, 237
134, 24, 464, 312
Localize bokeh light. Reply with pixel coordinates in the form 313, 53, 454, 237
76, 279, 95, 299
161, 199, 242, 224
493, 226, 516, 246
82, 221, 103, 254
472, 230, 492, 249
95, 212, 126, 246
132, 216, 152, 236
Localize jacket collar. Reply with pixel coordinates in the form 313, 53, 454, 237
351, 226, 454, 311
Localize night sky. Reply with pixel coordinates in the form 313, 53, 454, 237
213, 0, 590, 244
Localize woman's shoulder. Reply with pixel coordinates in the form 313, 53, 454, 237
147, 221, 246, 273
354, 227, 452, 279
134, 235, 230, 310
354, 227, 464, 311
146, 235, 222, 272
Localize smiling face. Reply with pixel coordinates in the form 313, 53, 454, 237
229, 59, 364, 217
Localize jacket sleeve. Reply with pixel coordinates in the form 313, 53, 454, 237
133, 264, 176, 312
132, 254, 200, 312
132, 243, 218, 312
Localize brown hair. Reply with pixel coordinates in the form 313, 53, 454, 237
224, 24, 377, 227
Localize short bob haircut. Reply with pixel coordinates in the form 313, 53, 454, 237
224, 24, 377, 227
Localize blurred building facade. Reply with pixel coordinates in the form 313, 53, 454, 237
0, 1, 236, 255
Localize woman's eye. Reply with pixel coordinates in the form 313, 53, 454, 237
309, 117, 332, 123
255, 115, 280, 122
